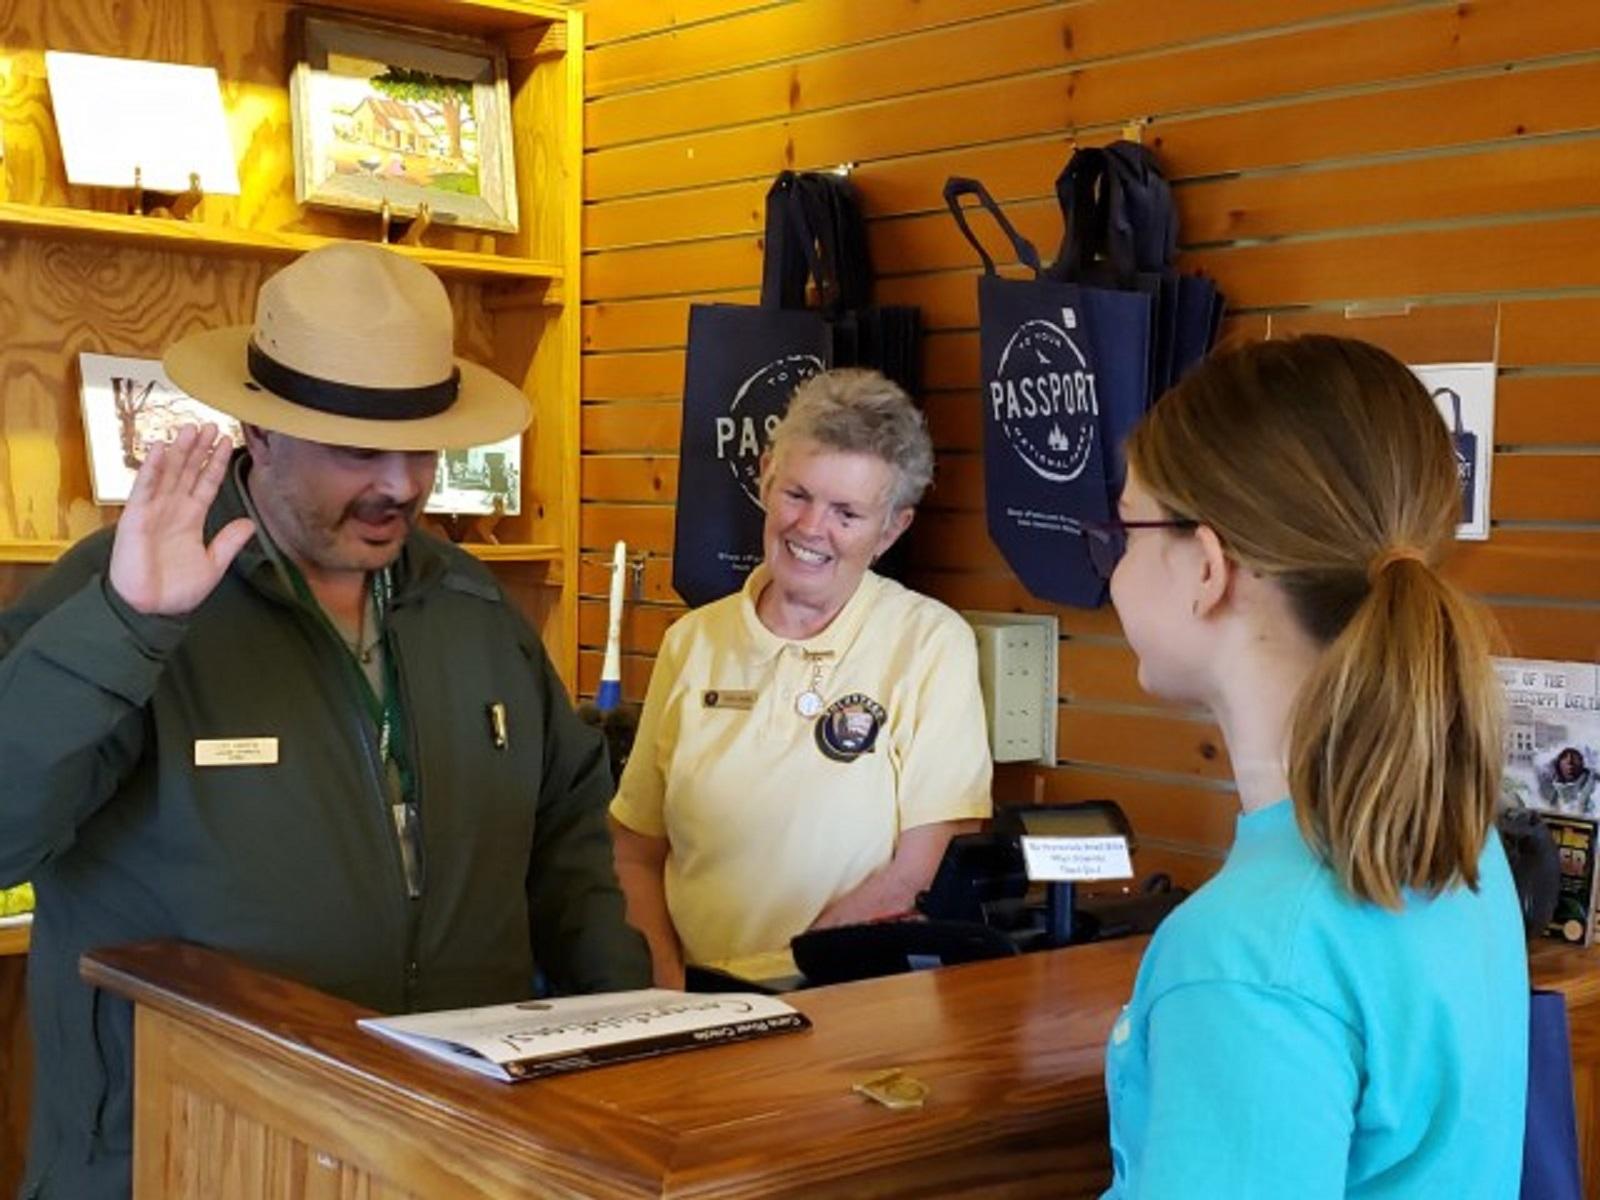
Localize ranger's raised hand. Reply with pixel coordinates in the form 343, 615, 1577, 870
107, 423, 255, 616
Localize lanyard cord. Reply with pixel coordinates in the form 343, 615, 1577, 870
278, 560, 413, 801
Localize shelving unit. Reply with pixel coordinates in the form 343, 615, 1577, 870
0, 0, 585, 684
0, 202, 564, 284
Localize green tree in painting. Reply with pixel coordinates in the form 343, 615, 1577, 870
370, 68, 472, 160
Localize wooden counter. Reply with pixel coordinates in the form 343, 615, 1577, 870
0, 920, 32, 1200
64, 937, 1600, 1198
83, 938, 1141, 1198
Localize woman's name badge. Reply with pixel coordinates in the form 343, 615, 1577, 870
703, 689, 757, 710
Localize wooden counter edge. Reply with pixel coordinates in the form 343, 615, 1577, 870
80, 940, 678, 1190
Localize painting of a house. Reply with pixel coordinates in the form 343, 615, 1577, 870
292, 15, 518, 232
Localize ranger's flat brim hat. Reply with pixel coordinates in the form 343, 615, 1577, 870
164, 242, 530, 452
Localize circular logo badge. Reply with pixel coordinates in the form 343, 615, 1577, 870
989, 311, 1100, 483
717, 353, 825, 505
815, 693, 887, 763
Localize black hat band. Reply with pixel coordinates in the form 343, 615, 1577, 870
247, 341, 460, 420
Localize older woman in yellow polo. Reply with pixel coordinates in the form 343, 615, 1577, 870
609, 369, 993, 987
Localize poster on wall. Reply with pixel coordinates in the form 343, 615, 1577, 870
1497, 657, 1600, 820
78, 353, 244, 505
1499, 655, 1600, 943
1411, 361, 1495, 541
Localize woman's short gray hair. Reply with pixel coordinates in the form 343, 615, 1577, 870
767, 368, 933, 513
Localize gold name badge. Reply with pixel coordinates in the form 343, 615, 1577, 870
703, 689, 757, 710
194, 738, 280, 767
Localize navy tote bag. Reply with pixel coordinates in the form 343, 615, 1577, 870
673, 172, 920, 608
945, 177, 1115, 608
1522, 988, 1582, 1200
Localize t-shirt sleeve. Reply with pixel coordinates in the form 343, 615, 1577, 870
1132, 980, 1360, 1200
893, 610, 993, 831
607, 624, 681, 839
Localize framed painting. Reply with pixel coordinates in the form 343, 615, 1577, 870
290, 13, 519, 234
79, 353, 244, 505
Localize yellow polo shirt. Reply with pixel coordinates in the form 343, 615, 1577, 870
611, 566, 993, 965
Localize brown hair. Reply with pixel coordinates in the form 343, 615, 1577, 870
1125, 335, 1502, 907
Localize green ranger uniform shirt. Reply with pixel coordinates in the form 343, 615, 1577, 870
0, 454, 649, 1199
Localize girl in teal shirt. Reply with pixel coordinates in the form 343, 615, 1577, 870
1100, 336, 1528, 1198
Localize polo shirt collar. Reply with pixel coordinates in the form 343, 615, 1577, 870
737, 563, 884, 659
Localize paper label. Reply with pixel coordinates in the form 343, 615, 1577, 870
1020, 834, 1133, 882
194, 737, 279, 767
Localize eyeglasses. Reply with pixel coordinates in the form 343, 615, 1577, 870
1075, 517, 1200, 580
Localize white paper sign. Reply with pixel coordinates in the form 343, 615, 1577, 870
46, 51, 241, 194
1021, 835, 1133, 882
1412, 361, 1495, 541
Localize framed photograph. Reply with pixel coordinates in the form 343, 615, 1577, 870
427, 435, 523, 516
290, 14, 519, 234
78, 353, 243, 505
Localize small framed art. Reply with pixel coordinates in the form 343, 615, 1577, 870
78, 353, 243, 505
426, 435, 522, 516
290, 13, 519, 233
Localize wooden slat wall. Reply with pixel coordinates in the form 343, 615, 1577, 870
577, 0, 1600, 890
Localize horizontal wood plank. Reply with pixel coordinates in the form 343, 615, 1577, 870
585, 0, 1423, 147
995, 763, 1238, 852
583, 0, 775, 49
587, 23, 1600, 201
586, 0, 1042, 97
1058, 708, 1232, 782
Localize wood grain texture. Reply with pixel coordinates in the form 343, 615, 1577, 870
560, 17, 1600, 1182
0, 954, 32, 1200
94, 938, 1139, 1198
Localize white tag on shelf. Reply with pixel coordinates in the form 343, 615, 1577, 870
1020, 835, 1133, 882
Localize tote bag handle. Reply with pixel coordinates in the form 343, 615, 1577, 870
943, 176, 1045, 277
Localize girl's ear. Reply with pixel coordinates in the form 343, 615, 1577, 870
1190, 524, 1233, 618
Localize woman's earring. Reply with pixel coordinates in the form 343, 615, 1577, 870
1190, 598, 1199, 616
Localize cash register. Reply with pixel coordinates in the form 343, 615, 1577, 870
693, 800, 1187, 992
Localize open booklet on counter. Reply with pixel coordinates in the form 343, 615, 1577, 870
358, 988, 811, 1082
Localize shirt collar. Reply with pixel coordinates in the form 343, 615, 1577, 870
736, 563, 883, 659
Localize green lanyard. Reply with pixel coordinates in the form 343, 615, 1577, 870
280, 560, 424, 899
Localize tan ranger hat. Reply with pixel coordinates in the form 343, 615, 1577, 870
164, 242, 530, 451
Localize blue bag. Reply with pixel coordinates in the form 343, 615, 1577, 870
1522, 988, 1582, 1200
672, 172, 919, 608
945, 177, 1115, 608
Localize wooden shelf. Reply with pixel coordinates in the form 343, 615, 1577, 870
0, 539, 559, 566
462, 543, 562, 563
314, 0, 568, 35
0, 204, 562, 287
0, 920, 30, 958
0, 541, 72, 565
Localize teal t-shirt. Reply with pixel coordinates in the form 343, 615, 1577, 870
1104, 800, 1528, 1199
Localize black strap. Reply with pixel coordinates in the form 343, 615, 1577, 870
760, 170, 874, 315
942, 176, 1044, 277
247, 342, 458, 420
1105, 141, 1178, 272
1052, 141, 1179, 285
760, 171, 809, 309
1051, 146, 1136, 286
